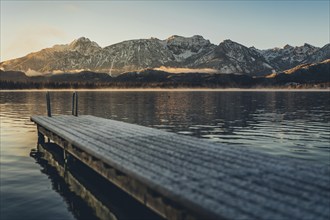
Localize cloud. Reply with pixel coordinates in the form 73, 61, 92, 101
1, 25, 67, 61
26, 69, 43, 76
52, 69, 87, 74
154, 66, 219, 74
25, 68, 89, 76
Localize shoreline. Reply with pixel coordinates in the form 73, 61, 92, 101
1, 88, 330, 92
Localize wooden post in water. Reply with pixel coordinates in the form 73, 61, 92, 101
75, 92, 78, 117
72, 92, 78, 117
46, 92, 51, 117
72, 92, 76, 115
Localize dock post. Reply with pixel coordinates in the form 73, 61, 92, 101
63, 150, 68, 163
72, 92, 78, 117
63, 149, 73, 170
75, 92, 78, 117
72, 92, 76, 115
46, 92, 51, 117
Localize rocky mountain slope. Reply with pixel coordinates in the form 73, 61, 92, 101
269, 59, 330, 83
257, 44, 319, 70
303, 44, 330, 64
1, 35, 329, 77
188, 40, 273, 76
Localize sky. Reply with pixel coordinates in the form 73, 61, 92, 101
1, 0, 329, 61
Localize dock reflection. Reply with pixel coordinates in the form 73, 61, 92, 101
30, 142, 163, 220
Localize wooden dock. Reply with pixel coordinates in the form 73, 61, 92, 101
31, 114, 330, 220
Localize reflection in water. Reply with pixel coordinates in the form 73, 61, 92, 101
1, 91, 329, 162
1, 91, 330, 220
30, 143, 162, 220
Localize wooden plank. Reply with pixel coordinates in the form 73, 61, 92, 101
36, 125, 191, 220
31, 115, 330, 220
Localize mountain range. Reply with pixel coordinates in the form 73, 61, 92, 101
1, 35, 329, 77
1, 59, 329, 90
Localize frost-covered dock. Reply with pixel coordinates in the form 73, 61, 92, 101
31, 114, 330, 220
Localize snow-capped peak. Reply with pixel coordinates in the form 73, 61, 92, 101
70, 37, 91, 44
260, 43, 320, 70
165, 35, 210, 46
303, 43, 314, 48
68, 37, 101, 55
222, 39, 234, 44
166, 35, 180, 41
70, 37, 100, 48
283, 44, 293, 49
218, 39, 252, 53
164, 35, 212, 61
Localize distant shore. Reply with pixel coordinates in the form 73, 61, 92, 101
1, 88, 330, 92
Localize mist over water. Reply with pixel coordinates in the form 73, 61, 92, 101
1, 90, 329, 220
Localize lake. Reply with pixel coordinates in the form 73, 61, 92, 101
1, 90, 329, 220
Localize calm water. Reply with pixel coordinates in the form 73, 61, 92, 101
1, 90, 330, 220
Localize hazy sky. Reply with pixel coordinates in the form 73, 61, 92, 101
1, 0, 329, 61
